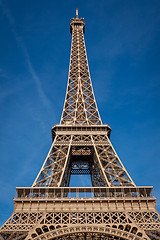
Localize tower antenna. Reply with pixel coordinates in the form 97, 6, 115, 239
76, 8, 79, 18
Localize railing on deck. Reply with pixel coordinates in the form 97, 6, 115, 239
15, 187, 154, 200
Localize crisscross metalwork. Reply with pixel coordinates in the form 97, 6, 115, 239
0, 10, 160, 240
60, 16, 101, 125
32, 127, 135, 187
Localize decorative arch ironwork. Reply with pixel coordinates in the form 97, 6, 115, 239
27, 225, 148, 240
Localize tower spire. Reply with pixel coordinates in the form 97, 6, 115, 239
76, 8, 79, 18
61, 12, 101, 125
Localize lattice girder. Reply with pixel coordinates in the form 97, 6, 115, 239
1, 186, 160, 239
32, 126, 135, 188
1, 210, 159, 239
60, 17, 102, 125
4, 210, 150, 240
1, 11, 160, 240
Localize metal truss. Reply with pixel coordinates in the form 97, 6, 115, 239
32, 127, 135, 187
1, 10, 160, 240
2, 187, 159, 239
1, 207, 160, 239
2, 210, 160, 232
32, 12, 135, 188
60, 14, 102, 125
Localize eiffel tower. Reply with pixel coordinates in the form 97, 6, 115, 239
0, 10, 160, 240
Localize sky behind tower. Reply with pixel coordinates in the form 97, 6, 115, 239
0, 0, 160, 226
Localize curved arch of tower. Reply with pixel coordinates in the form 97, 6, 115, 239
26, 224, 149, 240
0, 10, 160, 240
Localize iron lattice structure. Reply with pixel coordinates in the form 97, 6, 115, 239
0, 10, 160, 240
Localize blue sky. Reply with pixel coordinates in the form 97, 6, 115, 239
0, 0, 160, 226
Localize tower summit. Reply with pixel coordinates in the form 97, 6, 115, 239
0, 10, 160, 240
64, 9, 100, 125
76, 9, 79, 18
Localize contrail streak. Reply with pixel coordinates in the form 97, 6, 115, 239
0, 0, 52, 111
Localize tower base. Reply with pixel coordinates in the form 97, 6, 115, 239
0, 187, 160, 240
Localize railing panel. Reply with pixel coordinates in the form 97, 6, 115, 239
15, 187, 154, 200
